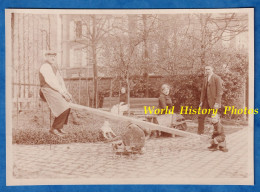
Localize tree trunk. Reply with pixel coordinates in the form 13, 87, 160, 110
92, 44, 98, 108
142, 14, 149, 97
144, 46, 149, 97
126, 71, 130, 116
200, 49, 205, 67
92, 16, 98, 108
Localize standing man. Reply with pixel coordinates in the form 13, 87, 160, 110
39, 50, 72, 136
198, 65, 223, 135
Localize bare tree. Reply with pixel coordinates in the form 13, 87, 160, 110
153, 13, 248, 75
102, 15, 156, 98
189, 13, 248, 68
72, 15, 113, 108
108, 14, 159, 97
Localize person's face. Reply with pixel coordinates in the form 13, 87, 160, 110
205, 66, 213, 76
121, 87, 126, 94
46, 54, 57, 65
211, 115, 219, 124
162, 87, 170, 95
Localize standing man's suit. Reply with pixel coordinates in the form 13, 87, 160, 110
198, 73, 223, 134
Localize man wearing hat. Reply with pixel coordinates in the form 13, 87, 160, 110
39, 50, 72, 136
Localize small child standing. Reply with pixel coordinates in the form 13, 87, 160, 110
208, 114, 228, 152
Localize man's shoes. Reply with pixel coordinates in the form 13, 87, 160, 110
49, 129, 66, 136
49, 129, 61, 136
208, 144, 217, 149
209, 147, 218, 151
208, 144, 218, 151
57, 129, 68, 135
219, 147, 228, 152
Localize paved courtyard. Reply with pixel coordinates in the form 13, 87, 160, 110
13, 127, 249, 180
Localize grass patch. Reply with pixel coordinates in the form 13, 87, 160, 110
12, 110, 129, 145
12, 109, 244, 145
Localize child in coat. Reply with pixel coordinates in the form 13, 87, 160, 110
208, 114, 228, 152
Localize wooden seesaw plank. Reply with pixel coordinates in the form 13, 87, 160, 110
70, 103, 204, 138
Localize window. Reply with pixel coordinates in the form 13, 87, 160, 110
82, 24, 87, 37
75, 21, 82, 39
69, 21, 75, 40
74, 48, 82, 67
82, 48, 87, 66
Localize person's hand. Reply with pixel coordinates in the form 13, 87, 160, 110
209, 126, 214, 134
64, 94, 71, 102
66, 92, 73, 101
60, 91, 71, 102
199, 102, 202, 108
66, 92, 73, 102
214, 103, 220, 109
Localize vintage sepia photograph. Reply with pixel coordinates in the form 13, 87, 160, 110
5, 9, 254, 185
